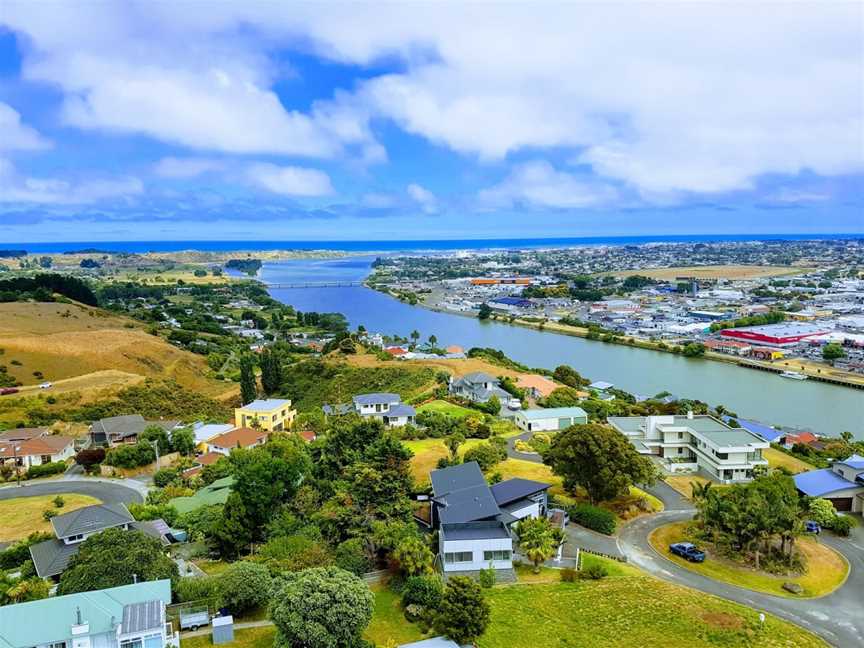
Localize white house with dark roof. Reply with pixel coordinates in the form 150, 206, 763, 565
429, 461, 550, 575
323, 393, 416, 427
608, 413, 769, 483
449, 372, 511, 404
794, 454, 864, 512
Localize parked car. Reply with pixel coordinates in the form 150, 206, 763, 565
805, 520, 821, 534
507, 398, 522, 410
0, 388, 19, 395
39, 382, 52, 389
669, 542, 706, 563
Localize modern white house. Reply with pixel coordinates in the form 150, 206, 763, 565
794, 454, 864, 512
323, 393, 416, 426
449, 372, 511, 404
429, 462, 550, 575
0, 579, 177, 648
514, 407, 588, 432
0, 431, 75, 469
608, 413, 769, 483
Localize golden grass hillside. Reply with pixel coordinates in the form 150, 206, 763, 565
0, 302, 231, 398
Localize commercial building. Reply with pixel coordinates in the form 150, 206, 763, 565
514, 407, 588, 432
0, 580, 177, 648
608, 413, 769, 483
719, 322, 831, 347
233, 399, 296, 432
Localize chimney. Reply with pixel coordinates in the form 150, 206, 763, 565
76, 607, 82, 625
132, 573, 138, 584
687, 410, 694, 420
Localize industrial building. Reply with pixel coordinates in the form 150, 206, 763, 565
719, 322, 831, 347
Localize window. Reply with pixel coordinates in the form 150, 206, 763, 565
483, 550, 511, 561
444, 551, 473, 564
49, 641, 66, 648
66, 533, 84, 543
120, 639, 143, 648
41, 455, 52, 464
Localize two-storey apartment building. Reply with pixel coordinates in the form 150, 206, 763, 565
608, 413, 768, 483
233, 399, 296, 432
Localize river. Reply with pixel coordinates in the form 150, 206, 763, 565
256, 257, 863, 437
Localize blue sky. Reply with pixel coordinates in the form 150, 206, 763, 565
0, 3, 862, 242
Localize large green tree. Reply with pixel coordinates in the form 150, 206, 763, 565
515, 517, 564, 573
543, 423, 656, 503
270, 567, 374, 648
216, 561, 273, 613
260, 348, 284, 396
239, 354, 258, 405
57, 529, 178, 595
434, 576, 490, 644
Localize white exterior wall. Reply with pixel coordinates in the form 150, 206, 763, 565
441, 536, 512, 572
507, 501, 540, 521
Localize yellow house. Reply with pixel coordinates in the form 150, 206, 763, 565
234, 399, 296, 432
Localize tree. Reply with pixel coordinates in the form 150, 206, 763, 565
57, 529, 178, 595
478, 303, 492, 320
217, 561, 273, 613
445, 433, 465, 461
515, 517, 564, 573
682, 342, 706, 357
462, 441, 507, 472
393, 536, 434, 576
552, 365, 589, 388
434, 576, 490, 644
807, 498, 838, 527
139, 425, 171, 454
171, 426, 195, 456
211, 492, 254, 559
260, 348, 283, 396
270, 566, 374, 648
428, 334, 438, 347
410, 330, 420, 346
823, 343, 846, 362
543, 423, 656, 503
239, 354, 257, 404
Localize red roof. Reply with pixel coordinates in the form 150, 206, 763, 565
386, 347, 407, 356
297, 430, 317, 442
209, 427, 269, 449
194, 451, 224, 466
786, 432, 817, 445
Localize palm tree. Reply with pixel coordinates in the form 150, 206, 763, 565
515, 518, 558, 573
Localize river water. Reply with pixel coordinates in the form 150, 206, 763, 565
257, 257, 863, 437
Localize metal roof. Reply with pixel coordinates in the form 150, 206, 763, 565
839, 454, 864, 470
0, 580, 171, 648
441, 521, 510, 541
794, 468, 859, 497
353, 393, 400, 405
239, 399, 291, 411
436, 484, 501, 524
517, 407, 587, 421
490, 478, 550, 506
29, 538, 79, 578
431, 461, 486, 495
121, 600, 163, 634
723, 417, 785, 442
51, 503, 134, 539
386, 403, 416, 417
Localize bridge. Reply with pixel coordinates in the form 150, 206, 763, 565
263, 281, 365, 289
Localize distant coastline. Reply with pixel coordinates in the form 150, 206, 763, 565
9, 233, 863, 255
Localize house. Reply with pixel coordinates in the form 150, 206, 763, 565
169, 476, 235, 515
207, 427, 269, 456
794, 454, 864, 512
29, 503, 169, 579
89, 415, 179, 446
608, 413, 769, 483
0, 579, 177, 648
323, 393, 416, 427
449, 372, 511, 404
181, 450, 224, 478
0, 434, 75, 468
233, 399, 296, 432
784, 431, 819, 448
0, 427, 49, 442
515, 374, 558, 400
721, 417, 786, 443
513, 407, 588, 432
192, 422, 235, 449
429, 462, 550, 575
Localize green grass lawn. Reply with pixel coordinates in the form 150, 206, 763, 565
0, 493, 101, 542
416, 399, 476, 417
364, 584, 427, 646
181, 626, 274, 648
192, 560, 231, 576
763, 447, 815, 474
650, 521, 848, 598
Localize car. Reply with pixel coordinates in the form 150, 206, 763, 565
507, 398, 522, 410
805, 520, 821, 534
669, 542, 706, 563
39, 382, 52, 389
0, 388, 19, 395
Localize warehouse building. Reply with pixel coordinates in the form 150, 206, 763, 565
514, 407, 588, 432
719, 322, 831, 347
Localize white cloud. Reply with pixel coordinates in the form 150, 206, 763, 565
0, 159, 143, 204
0, 102, 51, 151
361, 192, 398, 209
245, 163, 333, 197
407, 183, 438, 213
153, 157, 227, 178
478, 161, 617, 209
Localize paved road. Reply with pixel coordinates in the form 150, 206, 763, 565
626, 484, 864, 647
0, 478, 144, 504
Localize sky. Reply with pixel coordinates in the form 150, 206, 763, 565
0, 2, 862, 242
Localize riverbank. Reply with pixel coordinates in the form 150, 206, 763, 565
375, 285, 864, 392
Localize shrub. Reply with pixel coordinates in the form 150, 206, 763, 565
401, 574, 444, 609
26, 462, 66, 479
829, 515, 855, 537
478, 567, 496, 589
567, 503, 616, 535
579, 563, 608, 580
104, 442, 155, 469
807, 498, 837, 527
560, 567, 578, 582
0, 532, 53, 569
153, 467, 180, 488
174, 575, 219, 603
52, 495, 65, 508
334, 538, 373, 576
42, 509, 58, 521
217, 561, 273, 614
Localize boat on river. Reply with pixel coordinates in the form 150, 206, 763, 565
779, 371, 808, 381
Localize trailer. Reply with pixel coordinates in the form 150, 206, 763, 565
179, 607, 211, 631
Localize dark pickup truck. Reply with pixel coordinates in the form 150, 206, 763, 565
669, 542, 706, 563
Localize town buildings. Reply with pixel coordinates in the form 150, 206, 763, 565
0, 580, 177, 648
608, 413, 769, 483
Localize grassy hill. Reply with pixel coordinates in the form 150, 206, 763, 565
0, 301, 233, 399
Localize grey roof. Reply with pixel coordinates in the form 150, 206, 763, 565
92, 415, 178, 440
386, 403, 416, 418
461, 372, 498, 384
353, 393, 401, 405
490, 478, 550, 506
322, 403, 353, 415
431, 461, 486, 495
441, 521, 510, 541
431, 462, 501, 524
131, 521, 171, 546
122, 600, 164, 634
29, 538, 79, 578
51, 503, 133, 539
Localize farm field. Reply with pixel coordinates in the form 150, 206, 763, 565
649, 521, 848, 598
0, 493, 102, 542
607, 264, 813, 281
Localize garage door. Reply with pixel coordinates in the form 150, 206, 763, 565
828, 497, 853, 512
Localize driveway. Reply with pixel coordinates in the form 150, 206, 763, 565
0, 477, 144, 505
618, 491, 864, 647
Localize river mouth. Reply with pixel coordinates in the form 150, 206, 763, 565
256, 256, 863, 438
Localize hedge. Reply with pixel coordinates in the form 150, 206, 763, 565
567, 503, 616, 535
26, 461, 67, 479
